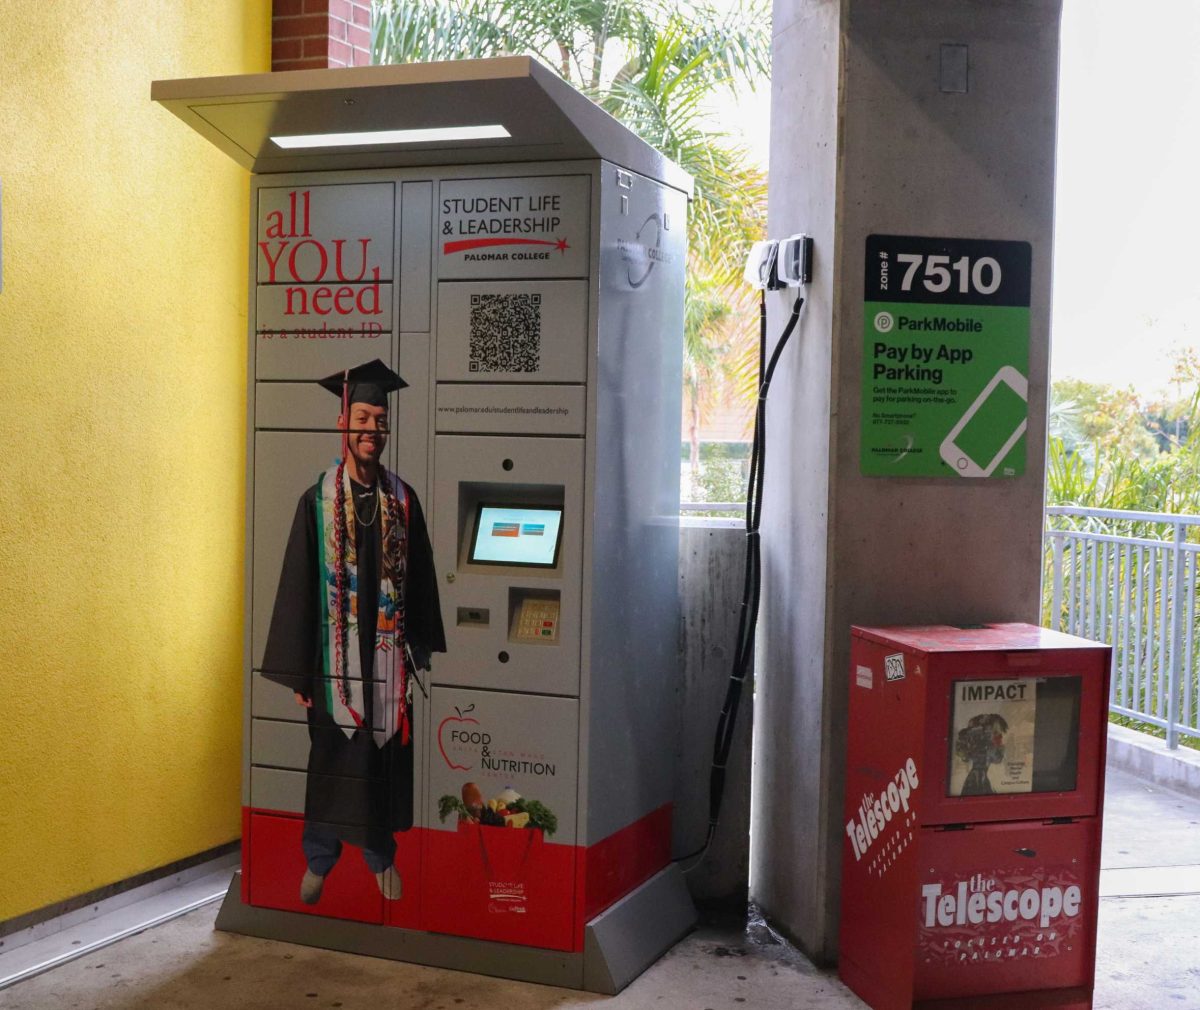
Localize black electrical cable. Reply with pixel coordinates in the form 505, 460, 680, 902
676, 290, 806, 869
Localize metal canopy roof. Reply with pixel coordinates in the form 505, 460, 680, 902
151, 56, 691, 194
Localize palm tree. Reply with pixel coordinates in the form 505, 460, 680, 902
684, 279, 733, 482
373, 0, 769, 489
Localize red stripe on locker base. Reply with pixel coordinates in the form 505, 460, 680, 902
246, 811, 421, 928
421, 820, 577, 950
581, 803, 673, 924
241, 806, 252, 904
242, 803, 673, 953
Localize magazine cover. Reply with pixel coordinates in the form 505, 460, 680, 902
949, 679, 1037, 796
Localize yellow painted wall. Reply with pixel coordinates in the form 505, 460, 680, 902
0, 1, 270, 922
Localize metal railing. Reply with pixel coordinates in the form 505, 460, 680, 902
1045, 505, 1200, 749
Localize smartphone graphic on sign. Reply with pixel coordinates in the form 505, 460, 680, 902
939, 366, 1028, 477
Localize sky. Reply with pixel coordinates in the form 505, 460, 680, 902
1051, 0, 1200, 395
710, 0, 1200, 397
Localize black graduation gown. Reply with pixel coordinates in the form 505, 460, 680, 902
260, 475, 445, 850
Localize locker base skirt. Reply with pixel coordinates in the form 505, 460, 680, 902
214, 865, 696, 994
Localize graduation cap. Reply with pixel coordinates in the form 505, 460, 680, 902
318, 359, 408, 409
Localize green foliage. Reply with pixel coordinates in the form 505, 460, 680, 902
1050, 378, 1158, 462
679, 441, 751, 461
373, 0, 770, 476
509, 797, 558, 836
1109, 713, 1200, 753
1046, 374, 1200, 521
438, 794, 469, 821
1044, 362, 1200, 752
686, 456, 748, 518
372, 0, 769, 284
371, 0, 525, 64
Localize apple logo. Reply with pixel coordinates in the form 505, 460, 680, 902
438, 704, 479, 771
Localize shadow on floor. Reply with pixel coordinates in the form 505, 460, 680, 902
3, 763, 1198, 1010
0, 904, 862, 1010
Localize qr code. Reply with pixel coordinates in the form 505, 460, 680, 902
469, 293, 541, 373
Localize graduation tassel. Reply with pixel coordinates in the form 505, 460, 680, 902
340, 367, 350, 466
332, 460, 350, 709
336, 370, 353, 712
399, 644, 411, 745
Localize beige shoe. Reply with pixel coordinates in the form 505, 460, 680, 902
375, 866, 403, 900
300, 869, 326, 905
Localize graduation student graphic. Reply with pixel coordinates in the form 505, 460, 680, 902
260, 359, 446, 905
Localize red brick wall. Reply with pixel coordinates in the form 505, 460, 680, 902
273, 0, 372, 71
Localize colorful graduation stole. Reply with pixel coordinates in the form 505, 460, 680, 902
314, 465, 410, 745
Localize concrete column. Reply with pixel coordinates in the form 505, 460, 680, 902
753, 0, 1062, 961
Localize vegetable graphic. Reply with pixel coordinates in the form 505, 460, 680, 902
438, 785, 558, 837
462, 781, 484, 817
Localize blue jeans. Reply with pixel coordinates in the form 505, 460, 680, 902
302, 822, 396, 875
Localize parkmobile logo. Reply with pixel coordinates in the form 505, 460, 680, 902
845, 757, 919, 862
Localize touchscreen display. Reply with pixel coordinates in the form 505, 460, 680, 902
469, 505, 563, 568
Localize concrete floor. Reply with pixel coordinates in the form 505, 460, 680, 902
2, 766, 1198, 1010
1091, 767, 1200, 1010
0, 907, 862, 1010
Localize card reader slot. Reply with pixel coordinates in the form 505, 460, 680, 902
457, 606, 490, 627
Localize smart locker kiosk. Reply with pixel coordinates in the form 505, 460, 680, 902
153, 59, 695, 991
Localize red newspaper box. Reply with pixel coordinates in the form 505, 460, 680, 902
839, 623, 1111, 1010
